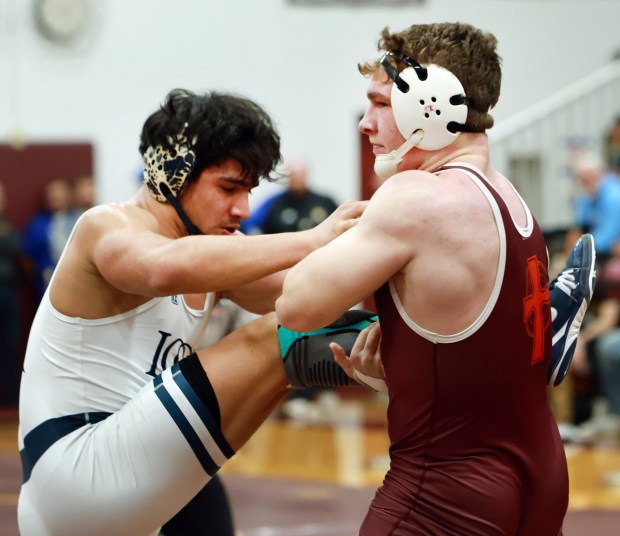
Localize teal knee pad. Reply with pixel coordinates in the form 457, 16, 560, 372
278, 310, 378, 389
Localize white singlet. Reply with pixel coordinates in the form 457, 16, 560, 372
17, 286, 235, 536
19, 290, 216, 436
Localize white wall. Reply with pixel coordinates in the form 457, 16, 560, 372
1, 0, 619, 206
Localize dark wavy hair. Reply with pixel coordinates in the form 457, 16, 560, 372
139, 89, 282, 186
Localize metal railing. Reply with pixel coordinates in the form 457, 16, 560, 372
489, 60, 620, 230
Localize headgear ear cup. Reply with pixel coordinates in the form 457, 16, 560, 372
391, 64, 468, 151
143, 130, 203, 235
143, 136, 196, 202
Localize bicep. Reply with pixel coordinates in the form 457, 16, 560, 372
91, 221, 172, 295
277, 177, 428, 330
278, 222, 407, 330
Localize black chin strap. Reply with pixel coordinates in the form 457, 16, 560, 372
159, 183, 203, 236
447, 122, 483, 135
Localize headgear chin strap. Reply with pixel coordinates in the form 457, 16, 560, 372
158, 183, 203, 236
374, 130, 424, 180
374, 52, 470, 179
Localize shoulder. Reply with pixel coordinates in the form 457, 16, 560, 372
370, 169, 469, 220
366, 167, 495, 247
359, 171, 437, 246
73, 203, 157, 245
80, 202, 153, 228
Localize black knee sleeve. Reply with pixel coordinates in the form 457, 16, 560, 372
178, 353, 221, 428
161, 474, 235, 536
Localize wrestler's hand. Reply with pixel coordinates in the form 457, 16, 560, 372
310, 200, 368, 249
330, 321, 387, 393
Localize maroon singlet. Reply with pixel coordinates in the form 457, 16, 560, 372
361, 164, 567, 536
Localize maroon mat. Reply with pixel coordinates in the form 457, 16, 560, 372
1, 455, 619, 536
222, 474, 620, 536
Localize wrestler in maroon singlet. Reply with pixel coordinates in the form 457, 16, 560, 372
361, 165, 568, 536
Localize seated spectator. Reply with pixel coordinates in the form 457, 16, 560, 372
566, 151, 620, 265
570, 241, 620, 438
23, 178, 74, 300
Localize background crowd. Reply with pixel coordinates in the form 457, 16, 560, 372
0, 174, 95, 406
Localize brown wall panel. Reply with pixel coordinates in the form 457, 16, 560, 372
0, 143, 94, 397
0, 143, 93, 230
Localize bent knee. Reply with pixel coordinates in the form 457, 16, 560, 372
239, 312, 278, 347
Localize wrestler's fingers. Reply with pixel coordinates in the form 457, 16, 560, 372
364, 322, 382, 352
330, 342, 357, 381
348, 322, 381, 369
350, 324, 371, 356
340, 199, 368, 219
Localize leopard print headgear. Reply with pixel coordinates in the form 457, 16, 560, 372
143, 128, 197, 203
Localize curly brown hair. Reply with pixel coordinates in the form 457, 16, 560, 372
359, 22, 502, 132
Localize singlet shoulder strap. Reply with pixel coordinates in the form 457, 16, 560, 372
391, 163, 507, 344
437, 162, 534, 238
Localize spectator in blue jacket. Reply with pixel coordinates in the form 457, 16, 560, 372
23, 178, 74, 300
570, 151, 620, 264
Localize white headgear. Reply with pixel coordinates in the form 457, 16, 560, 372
374, 52, 470, 179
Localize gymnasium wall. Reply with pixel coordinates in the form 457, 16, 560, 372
0, 0, 619, 207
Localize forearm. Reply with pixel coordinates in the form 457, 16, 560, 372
179, 233, 314, 292
101, 230, 316, 297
